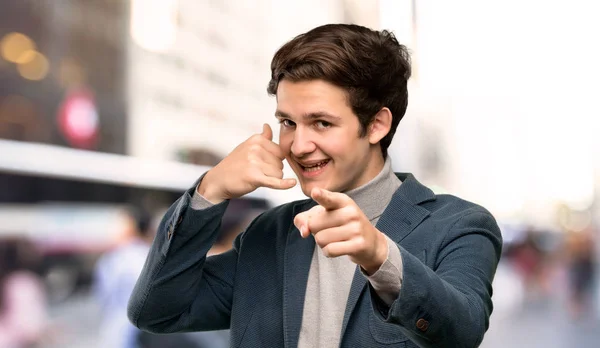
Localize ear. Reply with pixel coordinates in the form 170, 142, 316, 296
368, 107, 392, 145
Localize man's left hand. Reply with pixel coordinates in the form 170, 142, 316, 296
294, 187, 388, 275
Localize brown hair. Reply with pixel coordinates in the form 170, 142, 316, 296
267, 24, 411, 159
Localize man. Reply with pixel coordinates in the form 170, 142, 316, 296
128, 24, 502, 348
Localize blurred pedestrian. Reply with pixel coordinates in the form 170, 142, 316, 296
0, 237, 48, 348
94, 207, 203, 348
512, 229, 544, 296
565, 229, 596, 319
93, 208, 155, 348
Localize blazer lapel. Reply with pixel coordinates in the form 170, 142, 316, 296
340, 173, 435, 338
283, 199, 317, 348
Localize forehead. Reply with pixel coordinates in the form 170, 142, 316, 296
276, 79, 350, 113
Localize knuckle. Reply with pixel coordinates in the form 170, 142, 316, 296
344, 206, 359, 221
314, 234, 326, 248
315, 205, 326, 215
341, 206, 352, 215
247, 156, 259, 166
350, 221, 362, 235
357, 236, 366, 248
349, 238, 364, 254
249, 143, 262, 153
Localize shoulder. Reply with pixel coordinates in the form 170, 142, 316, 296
418, 192, 502, 241
426, 194, 502, 245
426, 193, 495, 221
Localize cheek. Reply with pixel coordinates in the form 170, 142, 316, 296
332, 140, 367, 166
322, 137, 351, 158
278, 134, 292, 152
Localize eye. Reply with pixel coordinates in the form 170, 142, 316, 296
278, 119, 295, 128
315, 120, 332, 129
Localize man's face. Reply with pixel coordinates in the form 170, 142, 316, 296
276, 79, 384, 196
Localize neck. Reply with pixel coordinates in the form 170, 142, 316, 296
344, 156, 401, 222
360, 150, 385, 186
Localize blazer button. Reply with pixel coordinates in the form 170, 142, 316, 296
167, 224, 174, 240
416, 318, 429, 332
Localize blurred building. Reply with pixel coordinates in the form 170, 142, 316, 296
0, 1, 215, 207
382, 0, 600, 232
0, 0, 129, 154
0, 0, 133, 203
126, 0, 380, 204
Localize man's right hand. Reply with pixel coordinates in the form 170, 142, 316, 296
197, 123, 297, 204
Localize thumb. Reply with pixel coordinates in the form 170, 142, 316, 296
261, 123, 273, 141
294, 212, 310, 238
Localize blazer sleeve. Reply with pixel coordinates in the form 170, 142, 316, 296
127, 184, 245, 334
373, 209, 503, 348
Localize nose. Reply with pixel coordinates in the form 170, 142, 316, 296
290, 128, 316, 157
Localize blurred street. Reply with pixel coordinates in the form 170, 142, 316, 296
481, 263, 600, 348
44, 291, 101, 348
484, 302, 600, 348
39, 261, 600, 348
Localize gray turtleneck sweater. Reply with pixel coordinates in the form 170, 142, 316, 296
192, 158, 404, 348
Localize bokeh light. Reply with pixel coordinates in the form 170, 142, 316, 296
0, 32, 36, 63
16, 51, 49, 81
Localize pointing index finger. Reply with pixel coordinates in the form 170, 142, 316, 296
310, 188, 347, 210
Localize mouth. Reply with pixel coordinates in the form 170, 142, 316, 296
297, 159, 330, 177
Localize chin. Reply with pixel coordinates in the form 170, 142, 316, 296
299, 183, 314, 198
298, 182, 321, 197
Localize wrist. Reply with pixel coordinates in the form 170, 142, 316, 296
197, 171, 228, 204
362, 231, 389, 275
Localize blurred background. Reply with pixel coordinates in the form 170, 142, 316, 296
0, 0, 599, 347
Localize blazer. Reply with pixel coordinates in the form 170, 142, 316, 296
128, 173, 503, 348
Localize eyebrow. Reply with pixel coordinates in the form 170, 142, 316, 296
274, 110, 341, 120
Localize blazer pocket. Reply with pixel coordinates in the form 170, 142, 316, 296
369, 310, 409, 345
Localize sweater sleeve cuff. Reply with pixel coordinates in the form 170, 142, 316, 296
191, 180, 216, 210
362, 235, 404, 306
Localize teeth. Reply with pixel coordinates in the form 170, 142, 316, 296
303, 160, 328, 172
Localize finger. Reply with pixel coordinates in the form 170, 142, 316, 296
311, 188, 348, 211
313, 226, 352, 249
306, 208, 350, 234
261, 123, 273, 141
321, 240, 359, 258
258, 150, 285, 170
261, 139, 286, 160
258, 175, 296, 191
295, 206, 328, 238
259, 162, 284, 179
297, 221, 311, 238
